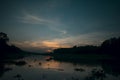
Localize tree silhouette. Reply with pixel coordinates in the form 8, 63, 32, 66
101, 37, 120, 56
0, 32, 22, 57
0, 32, 9, 46
53, 37, 120, 56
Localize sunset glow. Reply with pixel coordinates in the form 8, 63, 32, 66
42, 41, 60, 48
1, 0, 120, 52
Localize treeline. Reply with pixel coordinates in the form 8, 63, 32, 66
101, 37, 120, 55
0, 32, 23, 59
54, 45, 100, 54
53, 37, 120, 56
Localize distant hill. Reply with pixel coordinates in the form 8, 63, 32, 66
53, 45, 100, 54
53, 37, 120, 56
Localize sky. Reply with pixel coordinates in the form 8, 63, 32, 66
0, 0, 120, 53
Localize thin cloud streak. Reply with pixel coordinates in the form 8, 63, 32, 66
17, 12, 68, 36
18, 13, 55, 25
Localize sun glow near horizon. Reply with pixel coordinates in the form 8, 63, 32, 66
1, 0, 120, 53
12, 39, 71, 53
42, 40, 71, 52
42, 41, 60, 48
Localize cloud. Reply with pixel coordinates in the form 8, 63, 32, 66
11, 31, 119, 53
17, 12, 68, 36
11, 39, 70, 53
11, 36, 73, 53
10, 32, 104, 53
42, 41, 60, 48
18, 13, 55, 25
11, 41, 46, 52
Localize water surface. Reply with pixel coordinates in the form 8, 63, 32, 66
0, 55, 120, 80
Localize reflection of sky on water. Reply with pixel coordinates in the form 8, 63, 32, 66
42, 60, 61, 69
1, 55, 120, 80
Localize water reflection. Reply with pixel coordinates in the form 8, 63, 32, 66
102, 59, 120, 77
74, 68, 85, 72
0, 55, 120, 80
41, 60, 61, 69
85, 69, 106, 80
0, 60, 27, 77
0, 64, 12, 77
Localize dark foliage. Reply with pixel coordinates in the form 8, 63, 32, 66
54, 45, 100, 54
101, 37, 120, 56
0, 32, 9, 45
0, 32, 23, 59
53, 37, 120, 57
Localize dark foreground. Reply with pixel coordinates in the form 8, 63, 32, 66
0, 54, 120, 80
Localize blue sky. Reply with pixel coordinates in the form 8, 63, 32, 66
0, 0, 120, 52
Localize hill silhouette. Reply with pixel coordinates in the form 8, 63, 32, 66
53, 37, 120, 57
1, 32, 120, 57
101, 37, 120, 56
53, 45, 100, 54
0, 32, 23, 59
